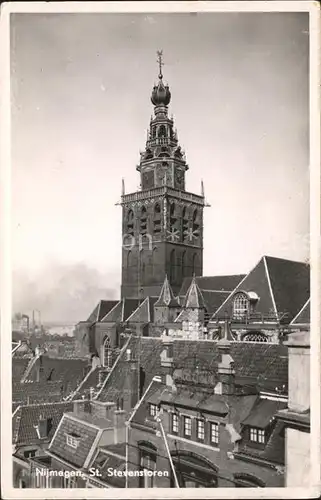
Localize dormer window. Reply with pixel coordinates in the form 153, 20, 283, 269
250, 427, 265, 444
233, 292, 249, 320
66, 433, 80, 449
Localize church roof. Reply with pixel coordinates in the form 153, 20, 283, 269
179, 275, 246, 296
100, 299, 140, 323
154, 275, 179, 307
126, 297, 158, 323
290, 298, 310, 325
211, 256, 310, 324
86, 300, 119, 323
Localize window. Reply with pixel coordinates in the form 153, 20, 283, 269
172, 413, 179, 434
250, 428, 265, 444
233, 293, 249, 320
103, 336, 112, 369
243, 333, 268, 343
149, 404, 158, 417
140, 453, 156, 488
24, 449, 36, 458
66, 434, 79, 449
210, 423, 219, 445
183, 416, 192, 437
196, 420, 205, 441
234, 473, 265, 488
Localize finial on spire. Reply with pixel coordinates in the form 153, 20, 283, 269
122, 178, 125, 196
201, 179, 204, 197
156, 50, 164, 79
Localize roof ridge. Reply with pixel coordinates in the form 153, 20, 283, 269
263, 255, 308, 265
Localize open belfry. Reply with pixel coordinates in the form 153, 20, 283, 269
120, 51, 205, 299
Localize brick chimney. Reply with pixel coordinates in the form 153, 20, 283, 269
215, 336, 235, 395
160, 335, 176, 390
73, 399, 87, 415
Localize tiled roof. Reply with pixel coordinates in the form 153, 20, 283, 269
26, 356, 90, 392
265, 256, 310, 323
242, 398, 287, 428
71, 367, 101, 400
172, 341, 288, 393
179, 275, 246, 296
154, 276, 179, 307
290, 298, 310, 325
98, 337, 288, 405
239, 399, 287, 465
12, 401, 74, 446
49, 413, 100, 468
97, 337, 163, 403
12, 357, 30, 382
201, 291, 231, 315
12, 380, 64, 407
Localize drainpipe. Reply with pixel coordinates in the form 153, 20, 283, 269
125, 421, 129, 488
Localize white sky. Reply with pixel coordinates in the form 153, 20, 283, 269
10, 12, 309, 322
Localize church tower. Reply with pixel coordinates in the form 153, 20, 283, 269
120, 51, 205, 300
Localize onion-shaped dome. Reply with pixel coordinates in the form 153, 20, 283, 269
151, 78, 171, 106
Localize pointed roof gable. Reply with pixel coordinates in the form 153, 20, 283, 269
211, 257, 276, 320
100, 298, 140, 323
154, 275, 179, 307
184, 276, 206, 309
264, 256, 310, 323
86, 300, 119, 323
126, 297, 158, 323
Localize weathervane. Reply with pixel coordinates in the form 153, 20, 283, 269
157, 50, 164, 79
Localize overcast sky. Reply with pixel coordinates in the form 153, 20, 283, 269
10, 12, 309, 322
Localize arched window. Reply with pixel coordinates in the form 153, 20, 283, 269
126, 250, 132, 282
127, 209, 134, 236
103, 336, 112, 369
182, 207, 189, 242
171, 451, 218, 488
169, 203, 177, 234
152, 248, 158, 278
242, 332, 268, 343
138, 441, 157, 488
233, 473, 265, 488
233, 293, 249, 320
158, 125, 167, 138
170, 249, 176, 284
153, 203, 161, 235
192, 209, 200, 239
192, 253, 199, 275
139, 250, 146, 284
182, 251, 187, 278
140, 206, 147, 236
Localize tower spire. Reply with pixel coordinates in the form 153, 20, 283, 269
156, 49, 164, 79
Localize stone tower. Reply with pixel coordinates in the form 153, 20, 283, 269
120, 51, 205, 299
